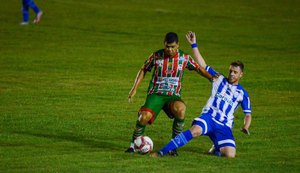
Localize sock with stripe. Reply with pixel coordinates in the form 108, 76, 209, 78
131, 120, 146, 143
159, 129, 193, 155
172, 118, 185, 138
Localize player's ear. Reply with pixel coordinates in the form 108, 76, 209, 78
240, 72, 243, 78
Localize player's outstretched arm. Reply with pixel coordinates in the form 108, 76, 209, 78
240, 114, 251, 135
128, 67, 147, 103
186, 31, 207, 68
196, 66, 214, 82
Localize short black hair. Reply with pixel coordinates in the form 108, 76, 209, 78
230, 61, 244, 72
164, 32, 179, 44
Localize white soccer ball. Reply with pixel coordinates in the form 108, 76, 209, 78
134, 136, 154, 154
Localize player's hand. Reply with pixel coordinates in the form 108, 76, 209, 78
240, 128, 250, 135
128, 95, 134, 103
186, 31, 196, 45
128, 90, 136, 103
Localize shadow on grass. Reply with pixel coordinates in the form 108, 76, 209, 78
12, 130, 121, 151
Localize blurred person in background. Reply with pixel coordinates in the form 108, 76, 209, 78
20, 0, 43, 25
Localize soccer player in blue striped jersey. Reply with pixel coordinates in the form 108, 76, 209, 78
152, 31, 252, 158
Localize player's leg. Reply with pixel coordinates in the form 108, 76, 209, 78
125, 94, 163, 153
152, 114, 210, 157
162, 99, 186, 156
133, 108, 155, 140
169, 100, 186, 138
210, 124, 236, 158
27, 0, 41, 14
152, 125, 200, 157
125, 109, 154, 153
27, 0, 42, 23
21, 0, 30, 24
220, 146, 236, 158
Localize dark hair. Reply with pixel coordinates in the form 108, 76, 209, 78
230, 61, 244, 72
164, 32, 179, 44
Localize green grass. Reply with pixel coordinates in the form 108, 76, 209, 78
1, 0, 299, 172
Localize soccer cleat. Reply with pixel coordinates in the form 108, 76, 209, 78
33, 11, 43, 24
208, 145, 222, 157
20, 22, 29, 25
167, 149, 178, 157
208, 145, 215, 154
125, 147, 135, 153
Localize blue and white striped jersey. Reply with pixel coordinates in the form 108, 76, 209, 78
202, 66, 251, 128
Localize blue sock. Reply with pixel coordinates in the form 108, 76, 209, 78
159, 130, 193, 155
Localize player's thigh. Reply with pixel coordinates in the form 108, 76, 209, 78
220, 146, 236, 158
192, 113, 212, 136
213, 124, 236, 154
140, 94, 165, 124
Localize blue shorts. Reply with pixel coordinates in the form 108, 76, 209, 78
192, 113, 236, 151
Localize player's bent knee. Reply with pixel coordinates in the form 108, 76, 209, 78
189, 125, 202, 138
138, 111, 153, 125
220, 147, 236, 158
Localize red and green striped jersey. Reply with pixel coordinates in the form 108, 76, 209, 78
143, 49, 200, 96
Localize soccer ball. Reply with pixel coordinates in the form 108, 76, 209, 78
134, 136, 153, 154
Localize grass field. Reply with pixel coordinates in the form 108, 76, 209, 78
0, 0, 299, 172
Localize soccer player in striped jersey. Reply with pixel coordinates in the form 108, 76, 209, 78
125, 32, 214, 156
151, 31, 252, 158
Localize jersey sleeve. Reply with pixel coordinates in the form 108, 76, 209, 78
205, 65, 219, 76
241, 90, 252, 115
186, 55, 200, 70
143, 53, 155, 72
